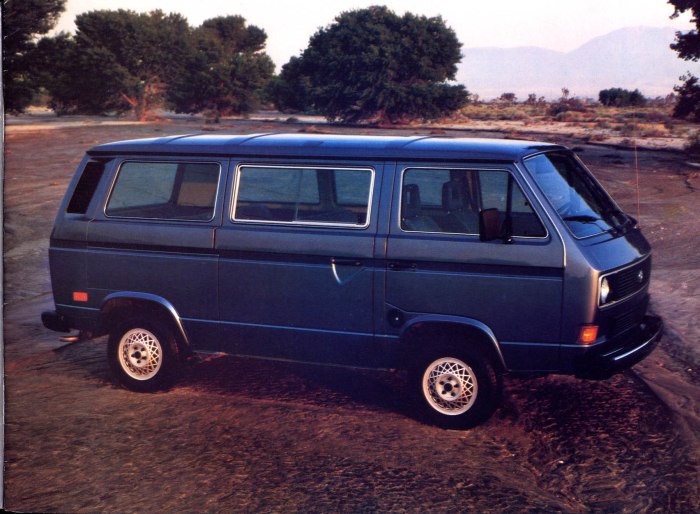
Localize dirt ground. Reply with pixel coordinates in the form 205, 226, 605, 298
3, 116, 700, 512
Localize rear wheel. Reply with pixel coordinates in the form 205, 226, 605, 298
108, 317, 182, 392
411, 345, 501, 429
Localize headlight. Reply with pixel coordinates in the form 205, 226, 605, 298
600, 277, 611, 304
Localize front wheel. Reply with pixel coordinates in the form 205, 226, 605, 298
411, 346, 501, 429
108, 317, 182, 392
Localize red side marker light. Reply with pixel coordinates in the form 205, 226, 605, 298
578, 325, 599, 345
73, 291, 88, 302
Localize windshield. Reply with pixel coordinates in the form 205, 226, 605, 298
523, 151, 630, 238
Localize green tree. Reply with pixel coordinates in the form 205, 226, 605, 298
2, 0, 66, 112
39, 9, 191, 119
32, 33, 131, 115
167, 16, 274, 118
674, 74, 700, 119
276, 6, 468, 123
265, 57, 313, 113
598, 88, 647, 107
669, 0, 700, 121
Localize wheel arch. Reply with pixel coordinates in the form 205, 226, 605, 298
399, 315, 507, 371
99, 292, 191, 354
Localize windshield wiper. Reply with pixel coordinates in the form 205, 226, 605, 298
563, 214, 601, 223
602, 207, 634, 229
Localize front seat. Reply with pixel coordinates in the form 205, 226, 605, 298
402, 184, 441, 232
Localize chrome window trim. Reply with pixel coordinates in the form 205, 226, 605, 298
397, 165, 549, 240
103, 159, 222, 223
231, 163, 375, 230
513, 162, 567, 267
598, 254, 651, 309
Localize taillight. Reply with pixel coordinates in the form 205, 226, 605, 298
73, 291, 88, 302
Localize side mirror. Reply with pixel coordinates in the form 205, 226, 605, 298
479, 208, 501, 241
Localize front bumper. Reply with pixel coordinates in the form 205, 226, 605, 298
574, 315, 663, 379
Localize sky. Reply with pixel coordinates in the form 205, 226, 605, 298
52, 0, 694, 71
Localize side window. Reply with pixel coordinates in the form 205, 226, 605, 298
478, 171, 507, 210
402, 169, 461, 233
234, 166, 373, 227
105, 161, 220, 221
67, 160, 107, 214
236, 167, 319, 208
478, 171, 537, 213
401, 168, 545, 237
334, 169, 372, 206
478, 171, 546, 237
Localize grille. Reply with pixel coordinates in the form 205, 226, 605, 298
610, 308, 643, 336
605, 257, 651, 305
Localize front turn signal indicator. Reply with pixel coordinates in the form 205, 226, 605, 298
577, 325, 599, 345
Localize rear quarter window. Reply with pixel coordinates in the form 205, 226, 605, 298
66, 160, 107, 214
105, 161, 220, 221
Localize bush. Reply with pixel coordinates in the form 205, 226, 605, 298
599, 88, 646, 107
674, 74, 700, 122
554, 111, 584, 122
498, 92, 517, 104
686, 132, 700, 156
619, 123, 638, 136
494, 108, 529, 121
549, 98, 587, 116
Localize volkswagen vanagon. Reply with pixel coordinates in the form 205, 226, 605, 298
42, 134, 663, 428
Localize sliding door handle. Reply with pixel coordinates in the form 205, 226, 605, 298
332, 258, 362, 267
388, 262, 417, 271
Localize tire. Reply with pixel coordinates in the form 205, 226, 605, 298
108, 316, 182, 392
410, 345, 501, 429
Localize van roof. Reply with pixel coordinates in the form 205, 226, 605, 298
87, 133, 566, 162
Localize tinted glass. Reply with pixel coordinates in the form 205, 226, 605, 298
335, 169, 372, 206
524, 152, 628, 238
67, 160, 106, 214
237, 167, 319, 204
478, 171, 534, 213
234, 166, 372, 226
402, 168, 545, 237
106, 162, 219, 220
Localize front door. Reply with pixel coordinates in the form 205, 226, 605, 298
385, 163, 564, 372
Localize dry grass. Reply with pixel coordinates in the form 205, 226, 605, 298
439, 101, 699, 147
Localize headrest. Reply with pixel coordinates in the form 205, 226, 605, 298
402, 184, 421, 218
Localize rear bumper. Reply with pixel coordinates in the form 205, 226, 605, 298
574, 315, 663, 379
41, 310, 72, 333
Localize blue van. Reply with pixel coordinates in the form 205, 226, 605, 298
42, 134, 662, 428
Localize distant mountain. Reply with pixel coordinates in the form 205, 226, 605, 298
457, 27, 692, 100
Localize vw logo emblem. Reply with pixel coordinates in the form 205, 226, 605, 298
637, 270, 644, 283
